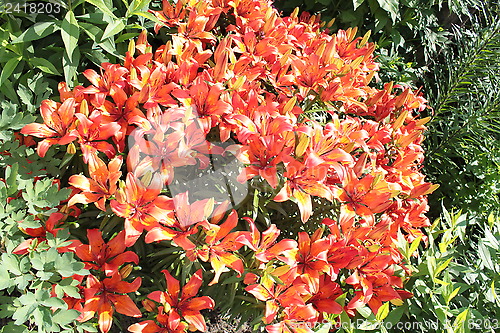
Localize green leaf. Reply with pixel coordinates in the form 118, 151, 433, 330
62, 46, 80, 87
12, 305, 32, 326
0, 322, 29, 333
434, 257, 453, 277
101, 19, 126, 41
52, 309, 80, 326
408, 235, 422, 257
376, 0, 399, 22
29, 57, 61, 75
61, 11, 80, 58
85, 0, 117, 19
42, 297, 67, 309
357, 305, 373, 318
0, 265, 11, 290
5, 163, 19, 196
11, 22, 59, 44
2, 253, 21, 276
375, 302, 390, 321
115, 32, 140, 44
446, 286, 461, 304
130, 10, 164, 25
353, 0, 365, 10
453, 308, 469, 329
0, 56, 21, 87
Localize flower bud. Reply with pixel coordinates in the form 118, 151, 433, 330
119, 264, 133, 279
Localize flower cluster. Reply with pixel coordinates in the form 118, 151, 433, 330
19, 0, 437, 331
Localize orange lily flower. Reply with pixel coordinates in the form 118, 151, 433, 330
68, 155, 122, 211
274, 157, 333, 222
21, 98, 78, 157
237, 218, 297, 264
80, 272, 142, 333
195, 210, 246, 285
13, 212, 80, 255
73, 113, 120, 163
245, 270, 308, 324
110, 173, 174, 246
145, 191, 216, 251
137, 269, 215, 332
290, 230, 331, 293
307, 275, 343, 317
264, 304, 317, 333
75, 229, 139, 276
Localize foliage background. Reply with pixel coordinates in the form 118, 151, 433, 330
1, 0, 499, 332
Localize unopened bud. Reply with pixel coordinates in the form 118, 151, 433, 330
128, 39, 135, 57
283, 96, 297, 114
67, 142, 76, 155
119, 264, 133, 279
142, 299, 156, 312
359, 30, 371, 47
79, 99, 89, 116
231, 75, 246, 91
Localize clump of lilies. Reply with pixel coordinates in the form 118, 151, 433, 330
19, 0, 438, 332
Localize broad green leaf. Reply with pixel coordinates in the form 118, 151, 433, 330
41, 297, 67, 309
115, 32, 140, 44
353, 0, 365, 10
12, 305, 33, 326
52, 309, 80, 326
0, 78, 19, 103
376, 0, 399, 22
62, 47, 80, 87
0, 322, 29, 333
375, 302, 390, 321
101, 18, 126, 41
0, 56, 21, 87
85, 0, 117, 19
61, 11, 79, 58
29, 57, 61, 75
0, 265, 11, 290
2, 253, 21, 276
5, 163, 18, 196
11, 22, 59, 44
